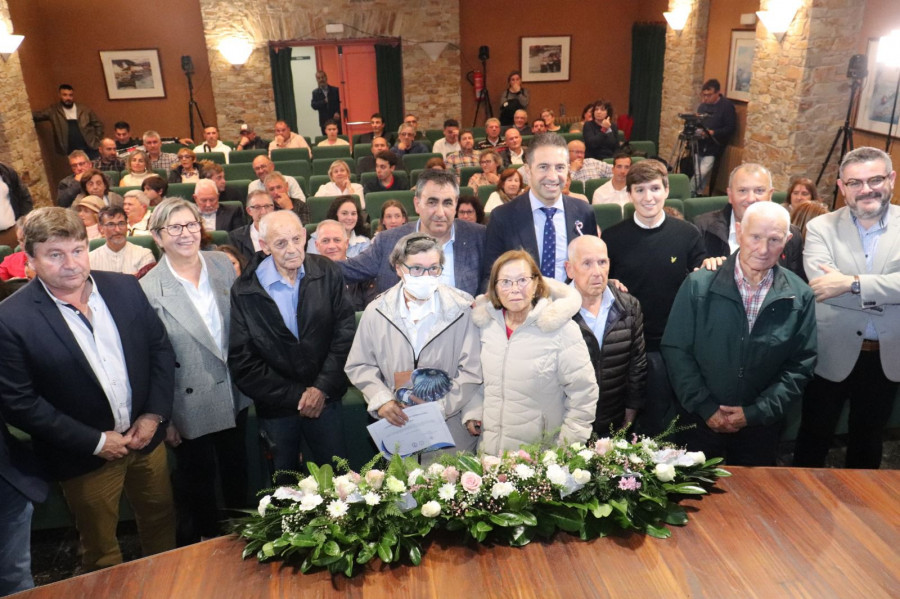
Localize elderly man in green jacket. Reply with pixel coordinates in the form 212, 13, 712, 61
660, 201, 816, 466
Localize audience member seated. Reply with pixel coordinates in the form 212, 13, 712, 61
541, 108, 562, 132
789, 200, 829, 241
115, 121, 191, 155
592, 152, 632, 206
120, 150, 154, 187
193, 125, 232, 162
342, 169, 486, 297
92, 138, 125, 172
356, 137, 389, 175
468, 149, 503, 198
512, 110, 532, 135
140, 130, 179, 171
264, 172, 309, 225
199, 160, 243, 204
504, 128, 525, 167
89, 207, 155, 275
530, 118, 547, 135
194, 179, 243, 233
484, 168, 526, 213
402, 114, 427, 141
375, 199, 408, 234
568, 139, 612, 183
0, 217, 27, 281
391, 124, 428, 157
268, 120, 312, 159
364, 151, 405, 194
315, 160, 365, 206
228, 190, 275, 262
168, 148, 201, 183
314, 219, 376, 311
74, 169, 124, 209
456, 195, 485, 224
432, 119, 461, 159
234, 123, 267, 151
357, 113, 394, 145
567, 103, 595, 134
308, 195, 371, 258
57, 150, 93, 208
217, 244, 248, 276
248, 155, 306, 201
141, 175, 168, 207
786, 176, 819, 211
445, 130, 481, 176
423, 157, 446, 172
317, 120, 349, 147
476, 118, 506, 151
498, 70, 529, 126
123, 190, 153, 236
564, 173, 589, 203
71, 195, 104, 240
583, 100, 619, 160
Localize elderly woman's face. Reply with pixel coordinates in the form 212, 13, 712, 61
155, 207, 201, 261
77, 206, 98, 227
495, 259, 536, 315
85, 174, 106, 197
502, 174, 522, 196
178, 153, 194, 167
394, 248, 441, 280
330, 164, 350, 185
480, 155, 499, 173
791, 185, 813, 208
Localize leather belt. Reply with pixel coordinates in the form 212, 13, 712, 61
861, 340, 880, 352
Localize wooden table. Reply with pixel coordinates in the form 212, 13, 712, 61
16, 467, 900, 599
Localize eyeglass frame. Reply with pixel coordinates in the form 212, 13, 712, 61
156, 221, 202, 236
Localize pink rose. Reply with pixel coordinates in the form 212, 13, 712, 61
517, 450, 533, 462
461, 471, 483, 493
481, 455, 501, 472
594, 438, 612, 455
441, 466, 460, 484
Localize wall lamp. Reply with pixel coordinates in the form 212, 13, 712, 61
756, 0, 801, 42
0, 21, 24, 62
219, 37, 254, 66
663, 7, 691, 32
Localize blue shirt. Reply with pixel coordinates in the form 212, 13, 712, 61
416, 220, 457, 289
255, 255, 305, 339
853, 213, 887, 340
529, 191, 567, 281
576, 284, 616, 351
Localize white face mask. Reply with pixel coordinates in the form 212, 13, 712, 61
403, 273, 439, 301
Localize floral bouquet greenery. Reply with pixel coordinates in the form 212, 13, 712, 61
235, 429, 730, 577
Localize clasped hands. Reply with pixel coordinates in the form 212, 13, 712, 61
99, 413, 163, 460
706, 406, 747, 433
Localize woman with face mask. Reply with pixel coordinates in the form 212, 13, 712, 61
345, 233, 483, 462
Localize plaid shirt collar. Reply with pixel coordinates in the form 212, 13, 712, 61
733, 257, 775, 331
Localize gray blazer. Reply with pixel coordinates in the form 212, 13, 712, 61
140, 251, 249, 439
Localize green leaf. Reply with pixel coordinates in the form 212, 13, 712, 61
519, 511, 538, 526
323, 541, 341, 557
506, 491, 526, 512
546, 507, 584, 532
356, 542, 377, 564
381, 530, 398, 547
509, 525, 534, 547
314, 464, 334, 493
673, 484, 707, 495
475, 521, 493, 533
645, 523, 671, 539
456, 455, 483, 474
341, 555, 355, 578
261, 542, 275, 558
592, 502, 614, 519
377, 541, 393, 563
713, 468, 732, 477
490, 512, 524, 527
408, 542, 422, 565
664, 503, 688, 526
608, 499, 629, 516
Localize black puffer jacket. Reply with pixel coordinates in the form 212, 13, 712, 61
573, 285, 647, 434
228, 252, 356, 418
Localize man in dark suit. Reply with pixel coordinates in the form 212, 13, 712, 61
0, 207, 176, 572
342, 169, 487, 297
193, 179, 244, 232
484, 132, 598, 284
694, 163, 805, 279
311, 71, 341, 135
0, 416, 48, 595
228, 190, 275, 262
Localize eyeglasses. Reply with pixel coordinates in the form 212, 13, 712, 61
843, 175, 887, 191
158, 221, 201, 236
101, 221, 128, 229
402, 263, 442, 277
247, 204, 275, 212
496, 276, 535, 290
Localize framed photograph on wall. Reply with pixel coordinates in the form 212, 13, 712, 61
99, 49, 166, 100
520, 36, 571, 82
855, 38, 900, 137
726, 30, 755, 103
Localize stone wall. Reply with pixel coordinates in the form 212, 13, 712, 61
0, 0, 51, 206
197, 0, 461, 133
658, 0, 710, 163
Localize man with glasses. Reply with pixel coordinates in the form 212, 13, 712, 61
445, 130, 481, 177
794, 146, 900, 469
57, 150, 93, 208
695, 163, 805, 279
567, 139, 612, 184
342, 169, 486, 296
693, 79, 736, 196
228, 191, 275, 262
89, 207, 155, 275
402, 114, 427, 141
391, 124, 428, 157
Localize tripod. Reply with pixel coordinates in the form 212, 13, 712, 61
669, 122, 709, 195
816, 78, 861, 187
473, 57, 493, 127
184, 68, 206, 142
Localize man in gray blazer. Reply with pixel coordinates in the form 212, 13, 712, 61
794, 146, 900, 469
341, 169, 487, 296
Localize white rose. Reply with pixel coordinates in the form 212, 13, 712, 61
688, 451, 707, 466
513, 464, 535, 479
578, 449, 594, 462
299, 494, 324, 511
438, 483, 457, 501
630, 455, 644, 464
257, 495, 271, 517
572, 468, 591, 485
542, 450, 558, 465
491, 481, 515, 499
427, 463, 446, 478
407, 469, 424, 486
385, 476, 406, 494
363, 492, 381, 506
273, 487, 303, 502
546, 464, 567, 486
615, 439, 629, 450
334, 475, 357, 497
421, 501, 441, 518
365, 469, 385, 490
655, 463, 676, 482
298, 476, 319, 494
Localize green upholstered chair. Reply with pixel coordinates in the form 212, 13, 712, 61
667, 174, 692, 200
314, 135, 349, 144
161, 142, 184, 154
166, 182, 195, 201
0, 245, 13, 260
458, 185, 474, 198
126, 235, 161, 259
312, 158, 338, 176
628, 140, 657, 156
195, 152, 226, 165
593, 203, 624, 233
402, 153, 442, 173
224, 180, 251, 204
111, 185, 140, 197
209, 230, 230, 246
223, 163, 256, 181
354, 143, 372, 159
229, 149, 267, 163
409, 169, 424, 187
365, 191, 416, 218
306, 195, 362, 224
102, 170, 121, 185
425, 129, 444, 142
684, 196, 729, 222
308, 175, 331, 196
562, 132, 583, 143
270, 148, 311, 162
772, 191, 788, 205
584, 178, 610, 200
458, 166, 482, 186
471, 127, 486, 138
274, 160, 312, 182
311, 145, 352, 161
569, 180, 585, 195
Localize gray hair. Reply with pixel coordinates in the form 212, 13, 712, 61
193, 178, 219, 197
741, 200, 790, 233
259, 209, 303, 240
728, 163, 773, 189
389, 232, 445, 269
525, 132, 569, 166
263, 171, 287, 187
124, 189, 150, 207
246, 190, 271, 207
840, 146, 893, 179
142, 130, 161, 142
148, 197, 201, 234
23, 207, 86, 256
415, 168, 459, 199
315, 219, 346, 237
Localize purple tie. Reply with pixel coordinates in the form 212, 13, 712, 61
539, 207, 558, 279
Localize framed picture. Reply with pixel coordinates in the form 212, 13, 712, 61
726, 30, 756, 103
99, 49, 166, 100
855, 38, 900, 137
520, 36, 571, 82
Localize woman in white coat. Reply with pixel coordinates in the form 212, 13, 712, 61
471, 250, 598, 455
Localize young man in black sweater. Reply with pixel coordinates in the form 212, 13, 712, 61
601, 159, 706, 435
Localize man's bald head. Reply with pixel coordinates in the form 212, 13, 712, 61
568, 140, 586, 162
565, 235, 610, 302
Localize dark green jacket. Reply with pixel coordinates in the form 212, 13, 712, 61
660, 256, 816, 427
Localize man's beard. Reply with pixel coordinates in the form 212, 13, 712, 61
61, 100, 74, 108
849, 190, 892, 221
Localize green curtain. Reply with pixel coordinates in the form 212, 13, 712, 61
629, 23, 666, 151
269, 46, 298, 132
375, 42, 403, 134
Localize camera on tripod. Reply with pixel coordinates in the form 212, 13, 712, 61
678, 112, 709, 140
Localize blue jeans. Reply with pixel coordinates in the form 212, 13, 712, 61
0, 476, 34, 597
258, 402, 347, 483
692, 154, 716, 196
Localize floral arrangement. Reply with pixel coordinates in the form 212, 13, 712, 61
235, 431, 730, 577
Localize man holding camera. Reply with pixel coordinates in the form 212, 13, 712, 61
693, 79, 736, 196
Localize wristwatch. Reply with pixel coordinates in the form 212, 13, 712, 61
850, 275, 860, 295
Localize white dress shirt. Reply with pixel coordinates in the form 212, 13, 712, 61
530, 191, 567, 281
165, 254, 224, 355
89, 241, 155, 274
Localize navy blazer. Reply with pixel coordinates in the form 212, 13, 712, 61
228, 224, 256, 262
340, 220, 487, 297
483, 193, 599, 282
0, 271, 175, 480
216, 203, 245, 233
0, 415, 48, 503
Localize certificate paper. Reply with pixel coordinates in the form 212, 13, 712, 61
367, 403, 455, 457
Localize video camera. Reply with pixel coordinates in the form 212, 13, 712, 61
678, 112, 710, 140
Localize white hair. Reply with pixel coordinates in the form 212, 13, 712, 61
193, 178, 219, 197
259, 209, 303, 240
741, 201, 790, 232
